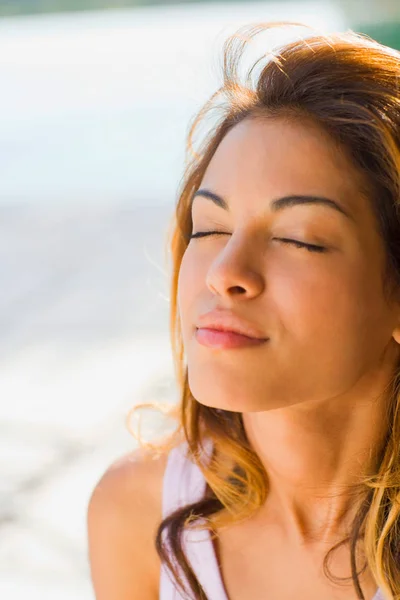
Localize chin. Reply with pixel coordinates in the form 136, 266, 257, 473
188, 386, 262, 413
196, 398, 269, 414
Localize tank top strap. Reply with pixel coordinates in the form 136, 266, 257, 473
161, 439, 210, 519
159, 438, 228, 600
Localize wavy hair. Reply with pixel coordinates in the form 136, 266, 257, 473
128, 22, 400, 600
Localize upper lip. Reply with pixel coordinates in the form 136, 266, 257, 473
196, 309, 268, 340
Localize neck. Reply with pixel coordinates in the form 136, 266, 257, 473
242, 382, 389, 547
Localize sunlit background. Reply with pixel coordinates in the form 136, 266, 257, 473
1, 0, 399, 598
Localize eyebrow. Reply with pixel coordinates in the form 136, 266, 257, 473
191, 188, 354, 221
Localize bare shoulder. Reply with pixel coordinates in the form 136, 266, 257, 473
87, 444, 170, 600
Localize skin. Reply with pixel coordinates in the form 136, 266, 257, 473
177, 114, 400, 574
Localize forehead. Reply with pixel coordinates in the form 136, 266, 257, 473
199, 116, 366, 217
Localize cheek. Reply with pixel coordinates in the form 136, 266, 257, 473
270, 261, 361, 340
273, 258, 391, 372
177, 248, 204, 331
178, 248, 197, 291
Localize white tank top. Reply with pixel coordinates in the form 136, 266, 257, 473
159, 440, 386, 600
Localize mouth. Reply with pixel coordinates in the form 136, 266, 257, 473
195, 327, 269, 350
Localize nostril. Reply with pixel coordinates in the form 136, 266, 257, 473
229, 285, 246, 294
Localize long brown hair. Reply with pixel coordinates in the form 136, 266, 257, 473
128, 22, 400, 600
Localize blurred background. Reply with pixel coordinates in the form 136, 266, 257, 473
1, 0, 399, 598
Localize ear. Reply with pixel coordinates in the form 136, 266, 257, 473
392, 324, 400, 345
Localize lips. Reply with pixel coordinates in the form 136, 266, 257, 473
195, 327, 268, 349
196, 309, 268, 340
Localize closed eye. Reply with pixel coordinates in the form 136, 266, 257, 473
189, 231, 327, 253
273, 237, 327, 253
190, 230, 228, 239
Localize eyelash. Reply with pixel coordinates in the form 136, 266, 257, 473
189, 231, 327, 253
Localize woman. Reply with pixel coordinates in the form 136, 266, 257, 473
87, 22, 400, 600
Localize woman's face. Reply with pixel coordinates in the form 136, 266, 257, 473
177, 116, 400, 412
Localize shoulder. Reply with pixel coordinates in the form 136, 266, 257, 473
87, 444, 172, 600
88, 444, 170, 514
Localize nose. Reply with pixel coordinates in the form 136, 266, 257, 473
205, 234, 265, 299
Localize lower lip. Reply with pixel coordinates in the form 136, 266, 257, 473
195, 328, 268, 349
